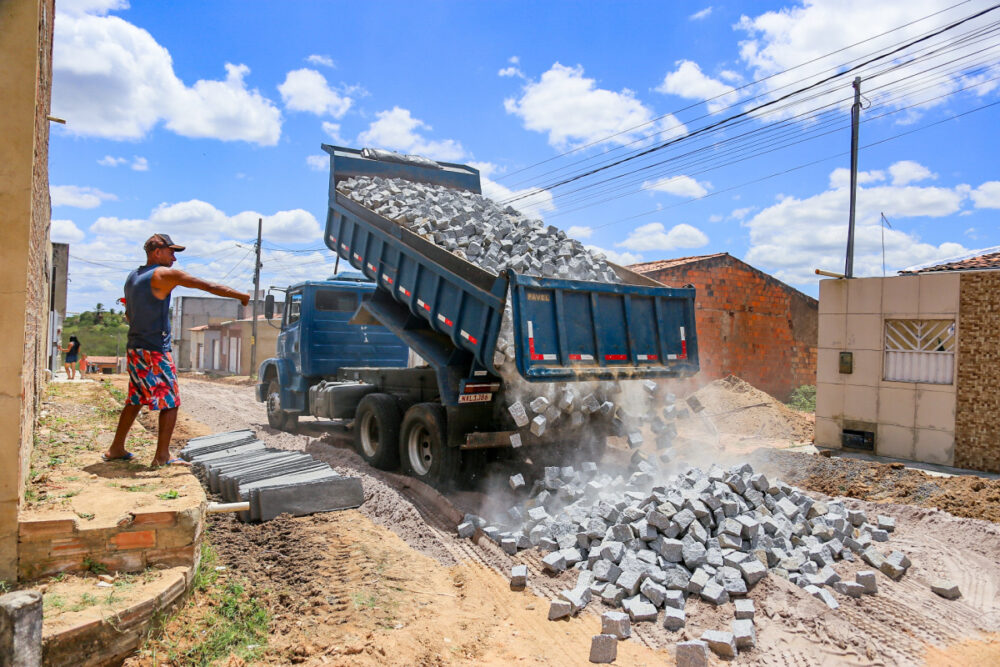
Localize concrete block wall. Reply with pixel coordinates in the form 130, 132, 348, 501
0, 0, 55, 583
954, 271, 1000, 472
17, 507, 204, 581
815, 274, 960, 465
638, 254, 818, 400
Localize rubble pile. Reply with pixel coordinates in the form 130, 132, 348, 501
460, 461, 910, 656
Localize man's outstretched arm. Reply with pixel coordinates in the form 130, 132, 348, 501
153, 268, 250, 305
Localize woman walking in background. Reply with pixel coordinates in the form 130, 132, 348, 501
62, 335, 81, 380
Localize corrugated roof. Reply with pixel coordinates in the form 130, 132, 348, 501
628, 253, 729, 274
900, 247, 1000, 274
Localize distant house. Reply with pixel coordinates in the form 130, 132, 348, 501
630, 253, 818, 400
188, 316, 279, 375
815, 248, 1000, 473
172, 295, 280, 371
86, 356, 125, 374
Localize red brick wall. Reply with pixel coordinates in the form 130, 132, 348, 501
641, 255, 817, 400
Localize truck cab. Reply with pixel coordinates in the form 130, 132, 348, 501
256, 275, 410, 430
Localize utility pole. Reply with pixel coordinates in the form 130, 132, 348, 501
845, 76, 862, 278
249, 217, 263, 379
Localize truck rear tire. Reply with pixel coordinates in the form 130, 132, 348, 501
399, 403, 459, 487
266, 378, 298, 432
354, 393, 401, 470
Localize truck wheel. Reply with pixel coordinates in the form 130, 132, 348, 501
266, 379, 298, 432
399, 403, 458, 487
354, 393, 401, 470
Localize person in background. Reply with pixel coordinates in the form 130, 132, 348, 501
62, 335, 80, 380
102, 234, 249, 467
78, 351, 89, 378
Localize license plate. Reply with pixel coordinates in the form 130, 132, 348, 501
458, 392, 492, 404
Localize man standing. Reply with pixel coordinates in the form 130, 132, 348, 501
102, 234, 250, 467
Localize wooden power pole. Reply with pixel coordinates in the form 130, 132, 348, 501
249, 217, 262, 379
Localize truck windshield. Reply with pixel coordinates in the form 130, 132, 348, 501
315, 290, 357, 312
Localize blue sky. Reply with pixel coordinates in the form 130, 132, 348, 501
50, 0, 1000, 313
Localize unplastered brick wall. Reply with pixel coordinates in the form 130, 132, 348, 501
17, 507, 203, 580
637, 255, 818, 400
954, 271, 1000, 472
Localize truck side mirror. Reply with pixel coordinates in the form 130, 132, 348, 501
264, 294, 275, 320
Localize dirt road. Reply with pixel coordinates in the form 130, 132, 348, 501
167, 377, 1000, 665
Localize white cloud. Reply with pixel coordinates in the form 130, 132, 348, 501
618, 222, 709, 252
471, 162, 555, 219
644, 175, 711, 198
90, 199, 322, 243
357, 107, 465, 161
567, 225, 593, 239
51, 219, 86, 243
730, 206, 754, 220
59, 0, 128, 16
504, 63, 687, 148
971, 181, 1000, 208
98, 155, 127, 167
306, 155, 328, 171
54, 11, 281, 145
735, 1, 1000, 120
51, 185, 117, 208
829, 168, 885, 189
498, 66, 523, 78
690, 7, 713, 20
305, 54, 335, 68
888, 160, 935, 186
321, 121, 345, 143
98, 154, 149, 170
278, 68, 352, 117
708, 214, 724, 223
508, 56, 520, 65
744, 165, 971, 284
656, 60, 741, 113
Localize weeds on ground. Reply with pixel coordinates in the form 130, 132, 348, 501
158, 489, 180, 500
101, 380, 127, 404
787, 384, 817, 413
172, 581, 269, 665
69, 593, 98, 612
83, 557, 107, 575
193, 539, 219, 592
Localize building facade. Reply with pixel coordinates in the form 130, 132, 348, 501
0, 0, 55, 581
815, 268, 1000, 473
631, 253, 818, 400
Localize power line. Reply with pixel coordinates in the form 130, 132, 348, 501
500, 3, 1000, 204
495, 0, 978, 184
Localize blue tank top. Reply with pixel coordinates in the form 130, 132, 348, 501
124, 265, 172, 351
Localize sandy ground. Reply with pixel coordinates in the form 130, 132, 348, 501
140, 377, 1000, 665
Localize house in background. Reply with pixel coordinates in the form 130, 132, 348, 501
815, 248, 1000, 473
188, 316, 279, 375
172, 294, 280, 370
630, 253, 818, 400
86, 356, 125, 374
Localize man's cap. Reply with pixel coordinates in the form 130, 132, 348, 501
144, 233, 185, 252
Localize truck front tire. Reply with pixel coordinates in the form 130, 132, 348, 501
399, 403, 458, 487
354, 393, 401, 470
266, 378, 298, 432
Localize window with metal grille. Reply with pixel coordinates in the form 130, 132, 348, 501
883, 319, 955, 384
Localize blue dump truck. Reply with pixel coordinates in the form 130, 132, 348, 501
257, 145, 699, 486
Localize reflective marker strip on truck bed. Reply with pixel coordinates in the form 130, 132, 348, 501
605, 354, 628, 361
382, 273, 394, 285
397, 284, 411, 297
368, 262, 377, 272
637, 354, 659, 361
568, 353, 595, 361
666, 327, 688, 360
460, 330, 479, 345
354, 252, 362, 262
416, 298, 431, 312
437, 313, 453, 327
340, 242, 349, 252
527, 321, 557, 361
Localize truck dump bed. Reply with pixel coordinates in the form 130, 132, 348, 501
321, 145, 698, 382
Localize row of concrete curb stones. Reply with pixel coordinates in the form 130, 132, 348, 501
180, 430, 364, 521
459, 459, 965, 662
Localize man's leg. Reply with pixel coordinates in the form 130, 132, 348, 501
151, 407, 180, 466
104, 403, 141, 458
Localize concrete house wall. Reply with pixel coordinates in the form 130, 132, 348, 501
171, 296, 242, 370
0, 0, 55, 581
816, 272, 1000, 473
